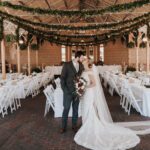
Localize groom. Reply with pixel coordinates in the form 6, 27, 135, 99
60, 51, 84, 133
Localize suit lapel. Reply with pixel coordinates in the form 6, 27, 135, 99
70, 61, 77, 74
78, 63, 83, 75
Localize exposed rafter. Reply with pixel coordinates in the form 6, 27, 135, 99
63, 0, 69, 9
79, 0, 86, 10
44, 0, 61, 23
104, 0, 118, 22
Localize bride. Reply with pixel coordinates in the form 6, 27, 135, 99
74, 58, 140, 150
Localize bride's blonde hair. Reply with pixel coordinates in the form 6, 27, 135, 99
83, 57, 93, 69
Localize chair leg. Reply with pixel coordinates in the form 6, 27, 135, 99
125, 100, 129, 112
0, 106, 8, 118
2, 109, 8, 118
121, 96, 126, 108
44, 103, 48, 117
128, 104, 132, 115
15, 99, 21, 109
10, 100, 16, 113
120, 95, 123, 105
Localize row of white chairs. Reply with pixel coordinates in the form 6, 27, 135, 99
119, 79, 143, 115
0, 85, 21, 118
44, 77, 61, 117
101, 71, 143, 116
0, 72, 53, 118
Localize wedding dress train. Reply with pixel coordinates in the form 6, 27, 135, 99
74, 66, 140, 150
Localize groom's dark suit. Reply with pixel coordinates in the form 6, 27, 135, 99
61, 61, 84, 129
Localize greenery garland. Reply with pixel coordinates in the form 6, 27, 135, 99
127, 41, 135, 48
30, 43, 39, 50
0, 17, 3, 41
0, 10, 149, 46
32, 20, 150, 46
0, 0, 149, 17
19, 43, 27, 50
0, 10, 149, 31
139, 41, 147, 48
1, 12, 149, 46
5, 34, 16, 42
0, 9, 149, 43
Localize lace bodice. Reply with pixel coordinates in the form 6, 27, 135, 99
81, 71, 93, 86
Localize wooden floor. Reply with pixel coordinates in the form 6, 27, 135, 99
0, 87, 150, 150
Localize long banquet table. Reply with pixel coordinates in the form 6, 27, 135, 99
54, 88, 82, 118
109, 73, 150, 117
45, 65, 122, 75
130, 83, 150, 117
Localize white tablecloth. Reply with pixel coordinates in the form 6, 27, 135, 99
45, 65, 122, 75
98, 65, 122, 75
131, 84, 150, 117
115, 75, 150, 117
45, 66, 62, 75
54, 88, 81, 118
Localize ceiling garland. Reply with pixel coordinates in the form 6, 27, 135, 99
0, 11, 149, 31
1, 15, 147, 46
0, 12, 149, 46
0, 1, 149, 46
0, 0, 149, 17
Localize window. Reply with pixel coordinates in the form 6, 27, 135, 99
89, 46, 94, 60
100, 44, 104, 61
61, 45, 66, 62
71, 49, 76, 60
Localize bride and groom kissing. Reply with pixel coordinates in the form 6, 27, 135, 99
60, 51, 140, 150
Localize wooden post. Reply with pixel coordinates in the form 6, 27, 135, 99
35, 50, 39, 67
97, 45, 100, 61
9, 64, 12, 73
86, 46, 89, 58
136, 46, 139, 71
94, 45, 99, 62
17, 44, 21, 73
1, 40, 6, 79
68, 46, 72, 61
94, 46, 97, 62
27, 45, 31, 75
65, 46, 69, 62
67, 46, 71, 61
147, 39, 150, 73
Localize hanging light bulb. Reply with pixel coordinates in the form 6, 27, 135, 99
19, 40, 24, 44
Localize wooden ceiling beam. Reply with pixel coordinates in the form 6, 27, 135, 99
44, 0, 61, 23
79, 0, 86, 10
104, 0, 118, 22
63, 0, 69, 9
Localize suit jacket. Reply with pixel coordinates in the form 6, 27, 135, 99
61, 61, 84, 94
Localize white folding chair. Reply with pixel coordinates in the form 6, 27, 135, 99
120, 80, 143, 115
44, 85, 55, 117
108, 75, 121, 96
0, 88, 8, 118
54, 78, 61, 88
103, 71, 110, 88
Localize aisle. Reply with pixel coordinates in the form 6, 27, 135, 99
0, 90, 149, 150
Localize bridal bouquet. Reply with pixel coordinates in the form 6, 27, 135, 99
73, 76, 87, 100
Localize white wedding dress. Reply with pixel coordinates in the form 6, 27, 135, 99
74, 65, 140, 150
